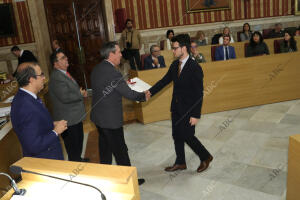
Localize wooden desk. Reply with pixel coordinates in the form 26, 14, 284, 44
287, 134, 300, 200
1, 157, 140, 200
133, 52, 300, 124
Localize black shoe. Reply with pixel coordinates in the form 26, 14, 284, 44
80, 158, 90, 162
138, 178, 145, 185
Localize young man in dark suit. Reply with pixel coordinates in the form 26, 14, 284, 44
147, 34, 213, 173
215, 35, 236, 61
11, 62, 67, 160
144, 44, 166, 70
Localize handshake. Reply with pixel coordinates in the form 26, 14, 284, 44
143, 90, 152, 101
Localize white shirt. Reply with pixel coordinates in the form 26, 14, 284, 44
166, 39, 172, 50
20, 88, 58, 136
179, 55, 189, 71
20, 50, 24, 57
222, 45, 230, 61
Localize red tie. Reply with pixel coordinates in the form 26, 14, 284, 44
178, 61, 182, 77
66, 72, 74, 80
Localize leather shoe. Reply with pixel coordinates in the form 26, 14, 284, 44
164, 164, 187, 172
197, 155, 213, 173
138, 178, 145, 185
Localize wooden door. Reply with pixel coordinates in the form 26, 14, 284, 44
44, 0, 107, 88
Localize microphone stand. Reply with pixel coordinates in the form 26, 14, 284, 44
0, 172, 26, 196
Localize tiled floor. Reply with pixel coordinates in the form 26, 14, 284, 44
121, 99, 300, 200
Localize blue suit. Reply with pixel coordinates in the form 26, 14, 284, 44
215, 45, 236, 61
11, 89, 63, 160
144, 55, 166, 70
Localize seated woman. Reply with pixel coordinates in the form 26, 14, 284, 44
219, 27, 234, 44
163, 29, 174, 50
245, 31, 270, 57
240, 23, 252, 41
195, 31, 207, 46
280, 31, 297, 53
190, 41, 206, 63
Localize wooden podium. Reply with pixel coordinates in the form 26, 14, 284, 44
1, 157, 140, 200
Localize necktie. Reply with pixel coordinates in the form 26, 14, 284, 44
225, 46, 229, 60
66, 72, 74, 81
178, 61, 182, 77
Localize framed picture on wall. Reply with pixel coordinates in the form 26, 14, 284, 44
296, 0, 300, 15
186, 0, 230, 13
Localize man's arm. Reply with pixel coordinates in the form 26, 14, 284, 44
143, 56, 153, 70
160, 56, 166, 67
190, 64, 204, 119
149, 63, 173, 96
215, 47, 222, 61
232, 47, 236, 59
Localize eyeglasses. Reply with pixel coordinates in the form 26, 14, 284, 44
171, 46, 180, 50
58, 55, 67, 61
35, 72, 45, 77
191, 46, 197, 48
152, 50, 160, 52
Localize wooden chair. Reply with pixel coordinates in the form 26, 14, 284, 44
140, 53, 150, 70
274, 39, 283, 54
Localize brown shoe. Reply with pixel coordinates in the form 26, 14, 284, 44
197, 155, 213, 173
165, 164, 187, 172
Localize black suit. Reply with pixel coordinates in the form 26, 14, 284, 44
13, 50, 38, 77
149, 57, 211, 165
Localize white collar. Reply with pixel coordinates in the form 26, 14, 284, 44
20, 50, 24, 57
20, 88, 37, 99
58, 69, 67, 75
179, 55, 189, 70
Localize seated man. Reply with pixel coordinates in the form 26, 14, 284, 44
215, 35, 236, 61
190, 41, 206, 63
268, 23, 284, 38
144, 45, 166, 70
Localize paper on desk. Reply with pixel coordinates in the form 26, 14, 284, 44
0, 106, 10, 117
2, 95, 14, 103
127, 77, 151, 92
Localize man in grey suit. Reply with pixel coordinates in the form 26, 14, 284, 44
49, 51, 87, 162
91, 41, 150, 185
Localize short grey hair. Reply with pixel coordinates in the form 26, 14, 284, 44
100, 41, 118, 59
150, 44, 159, 53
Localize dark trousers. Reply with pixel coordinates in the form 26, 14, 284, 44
123, 49, 141, 70
61, 122, 84, 161
172, 111, 211, 165
97, 126, 131, 166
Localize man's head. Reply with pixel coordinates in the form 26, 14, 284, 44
190, 41, 198, 55
50, 51, 69, 71
100, 41, 122, 66
150, 45, 161, 58
11, 46, 21, 57
171, 34, 191, 59
222, 35, 231, 46
15, 62, 45, 93
274, 23, 282, 33
52, 40, 60, 50
125, 19, 133, 30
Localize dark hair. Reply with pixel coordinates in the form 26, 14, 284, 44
100, 41, 118, 59
11, 45, 20, 52
171, 34, 191, 53
166, 29, 174, 39
250, 31, 263, 46
125, 18, 133, 26
15, 62, 38, 87
222, 34, 231, 41
49, 51, 63, 66
243, 23, 251, 33
150, 44, 159, 53
283, 31, 297, 51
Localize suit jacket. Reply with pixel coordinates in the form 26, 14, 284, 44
10, 89, 63, 160
149, 57, 203, 118
215, 45, 236, 61
18, 50, 37, 65
91, 60, 146, 129
144, 55, 166, 70
49, 69, 85, 126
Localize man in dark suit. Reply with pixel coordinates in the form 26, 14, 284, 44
91, 41, 150, 185
215, 35, 236, 61
10, 62, 67, 160
11, 46, 38, 77
52, 40, 63, 52
147, 34, 213, 173
49, 51, 87, 162
144, 45, 166, 70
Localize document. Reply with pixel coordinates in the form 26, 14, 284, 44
127, 77, 151, 92
0, 106, 10, 117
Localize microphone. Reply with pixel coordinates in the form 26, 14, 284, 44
10, 165, 106, 200
0, 172, 26, 196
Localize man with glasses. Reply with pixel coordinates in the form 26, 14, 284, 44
144, 44, 166, 70
190, 41, 206, 63
49, 51, 88, 162
147, 34, 213, 173
11, 62, 67, 160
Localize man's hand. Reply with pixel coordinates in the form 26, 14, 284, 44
189, 117, 198, 126
54, 120, 68, 135
153, 57, 159, 66
144, 90, 151, 101
80, 88, 88, 97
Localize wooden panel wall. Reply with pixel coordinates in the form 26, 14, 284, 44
112, 0, 294, 30
0, 0, 34, 47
